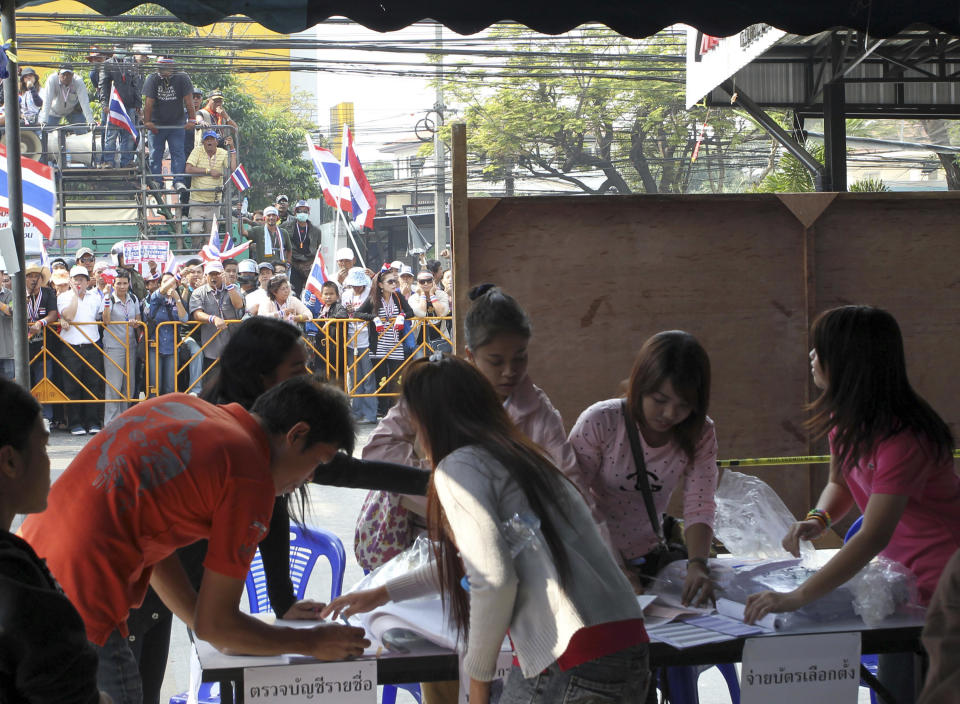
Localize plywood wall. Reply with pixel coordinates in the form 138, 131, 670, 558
460, 192, 960, 515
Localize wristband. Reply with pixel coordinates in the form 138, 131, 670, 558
41, 318, 47, 327
688, 557, 709, 570
805, 508, 832, 529
225, 283, 237, 291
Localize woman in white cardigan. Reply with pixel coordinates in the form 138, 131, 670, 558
324, 355, 649, 704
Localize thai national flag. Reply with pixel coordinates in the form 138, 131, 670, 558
230, 164, 251, 192
0, 144, 57, 240
304, 247, 330, 301
200, 214, 252, 262
162, 249, 180, 280
340, 125, 377, 230
107, 85, 139, 141
306, 134, 350, 210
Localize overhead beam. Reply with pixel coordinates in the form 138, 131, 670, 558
719, 80, 824, 178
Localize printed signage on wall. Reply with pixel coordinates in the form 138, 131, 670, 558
244, 661, 376, 703
741, 633, 861, 704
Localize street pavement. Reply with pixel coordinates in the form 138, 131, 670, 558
32, 427, 871, 704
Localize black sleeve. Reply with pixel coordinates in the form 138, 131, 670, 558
312, 453, 430, 495
257, 496, 296, 617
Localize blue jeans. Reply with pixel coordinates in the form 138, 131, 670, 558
348, 347, 377, 422
179, 337, 203, 394
148, 126, 185, 182
105, 124, 136, 167
157, 353, 176, 395
499, 643, 649, 704
92, 629, 143, 704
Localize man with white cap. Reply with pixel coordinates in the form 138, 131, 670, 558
75, 246, 96, 281
342, 267, 377, 424
245, 261, 273, 316
188, 260, 244, 375
38, 65, 94, 132
335, 247, 355, 286
237, 259, 259, 295
58, 265, 105, 435
275, 194, 292, 226
142, 56, 197, 193
252, 205, 291, 266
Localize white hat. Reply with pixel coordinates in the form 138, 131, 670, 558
400, 265, 413, 277
263, 206, 279, 217
390, 260, 403, 270
69, 265, 90, 279
75, 246, 94, 261
239, 259, 258, 274
203, 260, 224, 275
344, 267, 371, 287
336, 247, 355, 261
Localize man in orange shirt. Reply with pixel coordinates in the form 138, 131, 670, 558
21, 377, 368, 703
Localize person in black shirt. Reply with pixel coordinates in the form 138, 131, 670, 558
142, 57, 196, 193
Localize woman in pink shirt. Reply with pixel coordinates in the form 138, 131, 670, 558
569, 330, 718, 607
746, 305, 958, 701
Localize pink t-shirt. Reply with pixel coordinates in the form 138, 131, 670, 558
569, 398, 718, 560
837, 429, 960, 605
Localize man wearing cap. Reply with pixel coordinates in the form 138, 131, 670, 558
22, 263, 58, 425
197, 90, 238, 148
185, 130, 237, 243
341, 267, 377, 424
0, 268, 14, 380
142, 57, 197, 193
282, 200, 321, 297
99, 50, 144, 168
275, 194, 292, 226
237, 259, 259, 296
38, 65, 94, 132
58, 265, 105, 435
335, 247, 356, 286
109, 241, 147, 300
252, 205, 291, 265
245, 262, 273, 316
189, 260, 244, 375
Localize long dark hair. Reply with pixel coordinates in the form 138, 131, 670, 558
402, 355, 573, 639
807, 305, 953, 471
626, 331, 711, 462
200, 316, 303, 408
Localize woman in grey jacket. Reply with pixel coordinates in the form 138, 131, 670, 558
324, 355, 649, 704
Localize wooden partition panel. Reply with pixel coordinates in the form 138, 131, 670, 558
462, 192, 960, 515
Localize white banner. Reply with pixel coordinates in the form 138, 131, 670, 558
244, 661, 376, 703
741, 633, 861, 704
0, 215, 46, 255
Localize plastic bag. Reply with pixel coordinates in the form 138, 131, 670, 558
848, 556, 918, 627
714, 470, 815, 562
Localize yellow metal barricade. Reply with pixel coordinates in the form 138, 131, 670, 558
158, 319, 244, 394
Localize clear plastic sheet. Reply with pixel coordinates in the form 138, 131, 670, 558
713, 470, 815, 562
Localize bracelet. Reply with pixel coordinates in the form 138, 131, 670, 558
228, 149, 237, 153
40, 318, 47, 327
688, 557, 709, 570
805, 508, 832, 529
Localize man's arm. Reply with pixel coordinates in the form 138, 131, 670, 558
38, 78, 52, 125
313, 453, 430, 495
194, 569, 369, 659
77, 83, 94, 124
149, 552, 199, 628
142, 95, 156, 132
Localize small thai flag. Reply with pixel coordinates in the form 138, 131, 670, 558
304, 248, 330, 301
230, 164, 251, 192
107, 85, 139, 141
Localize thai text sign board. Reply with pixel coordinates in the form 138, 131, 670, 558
244, 660, 376, 702
741, 633, 861, 703
122, 240, 169, 264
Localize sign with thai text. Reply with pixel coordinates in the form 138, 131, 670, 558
244, 661, 376, 702
140, 240, 169, 262
741, 633, 861, 703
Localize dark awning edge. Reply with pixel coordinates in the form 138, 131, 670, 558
32, 0, 960, 38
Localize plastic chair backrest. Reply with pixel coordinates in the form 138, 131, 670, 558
244, 524, 347, 613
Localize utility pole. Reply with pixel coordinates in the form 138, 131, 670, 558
433, 23, 447, 257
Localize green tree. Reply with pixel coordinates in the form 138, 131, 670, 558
437, 26, 767, 194
57, 5, 320, 209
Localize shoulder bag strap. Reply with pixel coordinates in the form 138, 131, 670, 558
621, 398, 665, 543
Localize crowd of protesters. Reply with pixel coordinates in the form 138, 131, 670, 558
0, 241, 454, 434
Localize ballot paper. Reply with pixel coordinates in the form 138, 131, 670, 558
716, 597, 787, 631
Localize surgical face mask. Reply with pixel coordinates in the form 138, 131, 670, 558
295, 212, 309, 223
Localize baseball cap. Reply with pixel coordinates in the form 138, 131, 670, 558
239, 259, 258, 274
58, 65, 74, 75
206, 90, 224, 101
203, 260, 224, 275
344, 267, 371, 287
69, 265, 90, 279
294, 200, 309, 210
400, 265, 413, 277
201, 130, 219, 141
390, 260, 403, 270
276, 195, 289, 203
75, 246, 94, 261
263, 206, 279, 217
336, 247, 354, 261
258, 261, 274, 272
93, 261, 109, 273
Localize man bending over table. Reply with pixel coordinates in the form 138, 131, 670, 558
20, 377, 369, 704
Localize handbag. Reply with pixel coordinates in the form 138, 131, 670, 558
354, 489, 416, 572
621, 399, 688, 582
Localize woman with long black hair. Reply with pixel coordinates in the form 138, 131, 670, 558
325, 356, 648, 704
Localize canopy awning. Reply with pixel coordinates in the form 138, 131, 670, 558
17, 0, 960, 38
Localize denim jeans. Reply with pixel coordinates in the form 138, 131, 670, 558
148, 127, 185, 182
178, 337, 203, 394
156, 353, 176, 395
348, 347, 377, 422
92, 629, 143, 704
105, 124, 136, 167
499, 643, 649, 704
